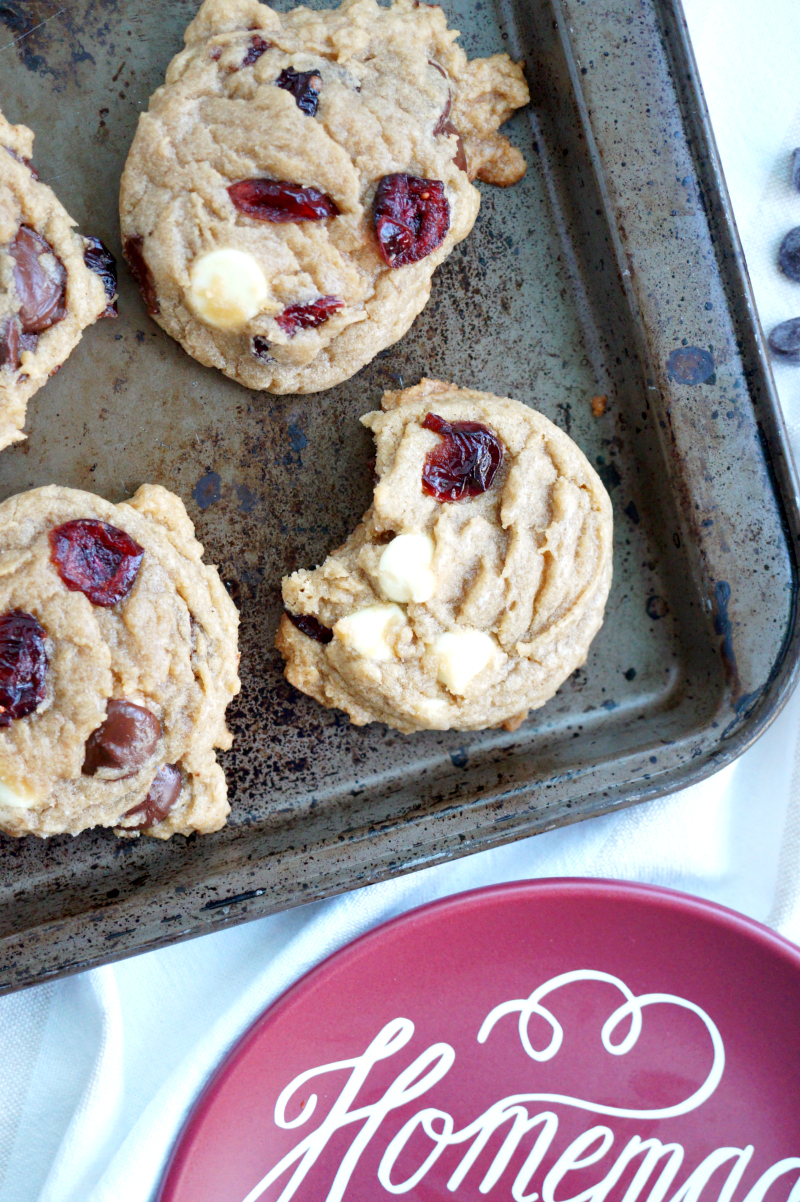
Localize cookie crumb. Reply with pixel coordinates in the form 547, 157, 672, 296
590, 394, 608, 417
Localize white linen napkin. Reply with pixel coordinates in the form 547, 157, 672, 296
2, 0, 800, 1198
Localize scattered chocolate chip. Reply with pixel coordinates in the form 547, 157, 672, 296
0, 610, 48, 727
242, 33, 271, 68
10, 226, 67, 333
49, 519, 144, 607
123, 235, 160, 314
228, 178, 339, 223
275, 295, 344, 336
276, 67, 322, 117
768, 317, 800, 363
83, 699, 161, 776
287, 610, 333, 643
124, 764, 182, 826
373, 174, 450, 267
0, 318, 21, 371
421, 412, 504, 501
251, 335, 275, 363
83, 236, 118, 317
779, 227, 800, 283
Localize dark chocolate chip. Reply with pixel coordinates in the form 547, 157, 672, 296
768, 317, 800, 363
10, 226, 67, 334
83, 699, 161, 777
83, 236, 118, 317
287, 610, 333, 643
779, 227, 800, 283
252, 334, 275, 362
124, 764, 182, 826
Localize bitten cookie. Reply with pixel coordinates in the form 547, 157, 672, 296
277, 379, 613, 733
119, 0, 529, 393
0, 108, 117, 452
0, 484, 240, 839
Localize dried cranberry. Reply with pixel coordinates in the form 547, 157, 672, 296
0, 610, 47, 727
10, 226, 67, 333
124, 763, 182, 825
242, 34, 271, 67
251, 335, 274, 363
83, 699, 161, 776
0, 318, 20, 371
287, 610, 333, 643
434, 117, 468, 174
49, 519, 144, 607
4, 147, 38, 178
373, 174, 449, 268
275, 67, 322, 117
83, 236, 118, 317
421, 413, 503, 501
228, 179, 339, 223
123, 235, 159, 314
275, 295, 344, 336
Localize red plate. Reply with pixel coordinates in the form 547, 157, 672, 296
157, 880, 800, 1202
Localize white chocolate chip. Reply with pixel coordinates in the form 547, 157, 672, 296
187, 248, 268, 330
334, 603, 407, 661
0, 779, 37, 810
433, 629, 497, 695
378, 533, 436, 603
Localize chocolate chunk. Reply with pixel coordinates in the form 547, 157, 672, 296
123, 235, 160, 314
83, 236, 118, 317
124, 764, 182, 826
10, 226, 67, 334
83, 699, 161, 776
287, 610, 333, 643
251, 335, 274, 363
0, 318, 20, 370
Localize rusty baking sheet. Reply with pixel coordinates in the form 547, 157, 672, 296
0, 0, 797, 992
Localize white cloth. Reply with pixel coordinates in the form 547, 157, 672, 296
4, 1, 800, 1198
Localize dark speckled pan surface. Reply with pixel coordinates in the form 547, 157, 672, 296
0, 0, 797, 992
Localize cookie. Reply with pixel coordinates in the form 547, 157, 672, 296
119, 0, 529, 393
0, 108, 117, 453
0, 484, 240, 839
277, 379, 613, 733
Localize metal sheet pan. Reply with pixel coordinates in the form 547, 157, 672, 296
0, 0, 797, 992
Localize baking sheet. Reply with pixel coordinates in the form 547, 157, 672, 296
0, 0, 796, 991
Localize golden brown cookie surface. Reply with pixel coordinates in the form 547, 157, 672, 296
277, 379, 613, 733
0, 108, 113, 452
119, 0, 528, 393
0, 484, 240, 839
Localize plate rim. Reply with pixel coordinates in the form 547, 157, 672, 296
156, 875, 800, 1200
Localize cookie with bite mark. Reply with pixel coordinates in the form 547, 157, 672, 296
277, 379, 613, 733
0, 107, 118, 453
118, 0, 529, 393
0, 484, 240, 839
